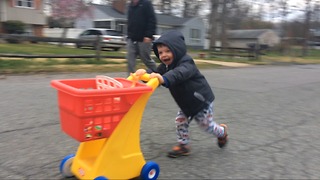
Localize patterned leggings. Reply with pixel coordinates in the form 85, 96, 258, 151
175, 102, 224, 145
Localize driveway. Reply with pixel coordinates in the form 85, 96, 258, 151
0, 64, 320, 179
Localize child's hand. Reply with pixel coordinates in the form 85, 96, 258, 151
150, 73, 164, 84
135, 69, 146, 76
130, 73, 139, 87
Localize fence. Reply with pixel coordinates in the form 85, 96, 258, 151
209, 46, 261, 60
0, 34, 126, 60
43, 28, 83, 39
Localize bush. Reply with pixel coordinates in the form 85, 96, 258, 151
5, 37, 21, 44
3, 20, 26, 44
3, 20, 25, 34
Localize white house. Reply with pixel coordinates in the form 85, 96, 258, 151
227, 29, 281, 48
0, 0, 46, 36
74, 3, 207, 49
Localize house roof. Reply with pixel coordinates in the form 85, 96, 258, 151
93, 4, 126, 19
156, 14, 190, 26
227, 29, 272, 39
91, 3, 191, 26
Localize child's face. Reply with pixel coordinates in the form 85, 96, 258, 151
157, 45, 174, 66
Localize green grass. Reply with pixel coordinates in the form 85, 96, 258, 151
0, 59, 33, 68
0, 42, 128, 73
195, 47, 320, 65
0, 42, 319, 74
0, 42, 124, 56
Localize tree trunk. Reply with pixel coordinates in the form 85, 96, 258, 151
183, 1, 188, 17
280, 0, 288, 55
302, 1, 311, 57
220, 0, 228, 47
209, 0, 219, 49
59, 27, 68, 47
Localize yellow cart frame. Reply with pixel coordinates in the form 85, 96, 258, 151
57, 74, 160, 180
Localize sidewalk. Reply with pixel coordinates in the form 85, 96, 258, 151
194, 59, 253, 67
111, 58, 253, 68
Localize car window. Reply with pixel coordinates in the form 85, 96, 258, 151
86, 31, 92, 35
94, 30, 103, 36
105, 30, 123, 36
86, 30, 102, 36
80, 30, 90, 36
90, 30, 98, 35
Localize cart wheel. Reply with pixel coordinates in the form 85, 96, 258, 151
59, 154, 75, 178
94, 176, 108, 180
140, 161, 160, 180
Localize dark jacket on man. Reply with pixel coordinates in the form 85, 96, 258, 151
127, 0, 157, 42
152, 31, 215, 118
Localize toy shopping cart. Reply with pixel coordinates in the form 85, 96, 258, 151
51, 74, 160, 180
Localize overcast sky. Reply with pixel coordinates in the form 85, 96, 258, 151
91, 0, 311, 22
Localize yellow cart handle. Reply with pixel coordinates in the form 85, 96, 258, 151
127, 73, 160, 90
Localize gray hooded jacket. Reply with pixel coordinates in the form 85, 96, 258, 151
152, 30, 215, 118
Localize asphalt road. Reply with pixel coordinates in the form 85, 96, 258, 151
1, 64, 320, 179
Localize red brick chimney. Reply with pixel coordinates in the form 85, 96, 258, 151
112, 0, 127, 14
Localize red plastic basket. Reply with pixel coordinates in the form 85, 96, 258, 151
51, 77, 152, 142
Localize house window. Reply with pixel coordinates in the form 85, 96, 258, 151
15, 0, 34, 8
190, 29, 201, 43
94, 21, 111, 29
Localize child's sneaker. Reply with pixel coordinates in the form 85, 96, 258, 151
217, 124, 228, 148
167, 144, 190, 158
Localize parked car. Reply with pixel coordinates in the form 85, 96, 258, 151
75, 28, 126, 51
153, 34, 161, 40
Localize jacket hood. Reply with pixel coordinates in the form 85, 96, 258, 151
152, 30, 186, 66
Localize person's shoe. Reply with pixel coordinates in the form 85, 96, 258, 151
217, 124, 228, 148
167, 144, 190, 158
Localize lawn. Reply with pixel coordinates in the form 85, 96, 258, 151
0, 42, 123, 56
0, 42, 319, 74
0, 42, 129, 73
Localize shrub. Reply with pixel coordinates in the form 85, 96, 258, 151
3, 20, 25, 34
3, 20, 26, 44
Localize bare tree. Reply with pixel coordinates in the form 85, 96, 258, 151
152, 0, 173, 15
183, 0, 205, 17
209, 0, 219, 49
220, 0, 228, 47
279, 0, 288, 37
50, 0, 92, 46
302, 0, 312, 56
161, 0, 171, 15
227, 1, 250, 29
152, 0, 206, 17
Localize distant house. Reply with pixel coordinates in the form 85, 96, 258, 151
74, 2, 206, 49
0, 0, 46, 36
311, 29, 320, 41
227, 29, 280, 48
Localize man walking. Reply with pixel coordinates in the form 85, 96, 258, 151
126, 0, 157, 74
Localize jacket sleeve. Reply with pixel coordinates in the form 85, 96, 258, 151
144, 1, 157, 38
162, 60, 198, 86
